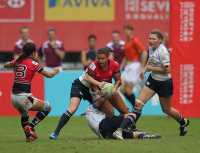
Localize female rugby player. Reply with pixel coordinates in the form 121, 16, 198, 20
4, 42, 60, 142
86, 48, 130, 116
132, 29, 189, 136
49, 48, 112, 140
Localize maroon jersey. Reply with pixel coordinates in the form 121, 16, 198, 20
106, 40, 125, 64
12, 57, 43, 94
13, 39, 34, 56
87, 59, 120, 83
37, 40, 65, 67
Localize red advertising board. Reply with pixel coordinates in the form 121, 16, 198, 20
0, 0, 169, 52
0, 72, 44, 116
170, 0, 200, 117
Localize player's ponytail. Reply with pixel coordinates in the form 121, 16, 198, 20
16, 42, 36, 63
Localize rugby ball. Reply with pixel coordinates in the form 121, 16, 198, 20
100, 83, 115, 98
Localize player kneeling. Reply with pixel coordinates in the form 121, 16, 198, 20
86, 103, 161, 140
4, 43, 60, 142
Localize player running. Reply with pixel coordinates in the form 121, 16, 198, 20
133, 29, 190, 136
86, 101, 161, 140
4, 42, 60, 142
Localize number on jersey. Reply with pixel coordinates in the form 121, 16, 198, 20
15, 65, 27, 78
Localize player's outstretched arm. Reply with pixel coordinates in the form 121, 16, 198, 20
84, 73, 106, 89
40, 67, 60, 78
4, 61, 15, 68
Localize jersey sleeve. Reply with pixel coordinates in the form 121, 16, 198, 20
32, 61, 43, 73
134, 38, 146, 53
87, 62, 97, 76
13, 45, 22, 55
11, 60, 16, 65
114, 61, 120, 73
159, 47, 170, 67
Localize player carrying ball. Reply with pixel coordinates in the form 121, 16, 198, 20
4, 42, 60, 142
133, 29, 190, 136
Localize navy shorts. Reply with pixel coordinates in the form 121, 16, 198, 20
145, 74, 173, 97
70, 79, 93, 103
99, 115, 124, 139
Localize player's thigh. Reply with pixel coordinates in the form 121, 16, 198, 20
99, 100, 114, 117
159, 96, 172, 112
109, 93, 129, 114
136, 85, 156, 106
68, 97, 81, 114
29, 99, 50, 111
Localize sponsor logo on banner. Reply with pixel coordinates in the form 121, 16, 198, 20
180, 2, 194, 42
0, 0, 34, 22
125, 0, 169, 20
179, 64, 195, 104
45, 0, 114, 21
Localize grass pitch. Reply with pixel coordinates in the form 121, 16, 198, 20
0, 116, 199, 153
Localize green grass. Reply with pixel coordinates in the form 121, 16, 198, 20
0, 116, 199, 153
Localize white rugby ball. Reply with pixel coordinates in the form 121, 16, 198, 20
100, 83, 115, 98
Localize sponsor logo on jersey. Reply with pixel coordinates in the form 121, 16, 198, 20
45, 0, 114, 21
32, 61, 38, 65
89, 63, 96, 71
109, 70, 112, 75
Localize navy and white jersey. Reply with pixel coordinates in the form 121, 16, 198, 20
78, 69, 90, 88
149, 44, 170, 81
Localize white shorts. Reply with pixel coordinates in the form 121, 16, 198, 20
89, 89, 100, 102
86, 105, 106, 138
122, 62, 141, 84
11, 93, 38, 110
43, 66, 63, 72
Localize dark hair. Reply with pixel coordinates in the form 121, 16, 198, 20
16, 42, 36, 63
112, 31, 120, 35
47, 28, 56, 34
150, 29, 163, 40
88, 35, 97, 40
97, 47, 109, 57
123, 24, 134, 30
20, 27, 29, 33
105, 47, 114, 53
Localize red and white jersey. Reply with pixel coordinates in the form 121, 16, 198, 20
11, 57, 43, 93
87, 59, 120, 83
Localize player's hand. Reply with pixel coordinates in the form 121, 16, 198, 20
139, 68, 146, 80
97, 90, 104, 97
54, 67, 60, 74
50, 41, 56, 48
125, 104, 130, 110
98, 81, 107, 89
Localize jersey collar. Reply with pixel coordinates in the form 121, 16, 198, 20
98, 59, 110, 71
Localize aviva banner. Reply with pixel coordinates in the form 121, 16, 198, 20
45, 0, 115, 21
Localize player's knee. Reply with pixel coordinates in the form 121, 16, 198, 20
162, 108, 171, 114
42, 101, 51, 112
21, 110, 29, 117
125, 113, 136, 119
